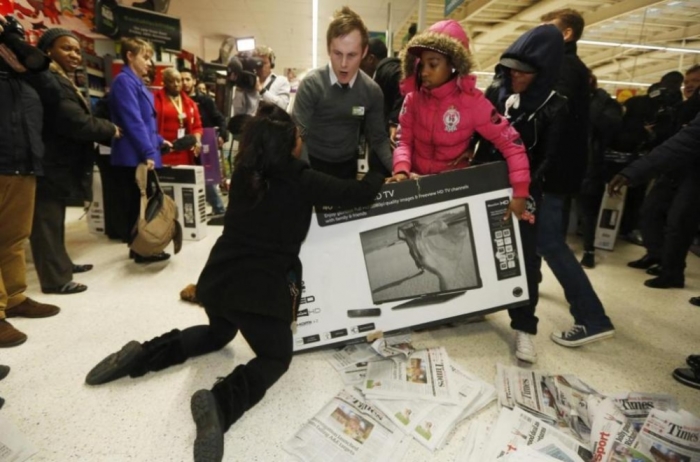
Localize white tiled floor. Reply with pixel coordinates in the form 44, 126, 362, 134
2, 208, 700, 461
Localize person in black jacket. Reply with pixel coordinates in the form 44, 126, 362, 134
608, 113, 700, 388
475, 24, 615, 361
578, 74, 623, 268
0, 14, 62, 348
29, 29, 119, 294
85, 103, 384, 462
625, 67, 700, 288
540, 8, 590, 235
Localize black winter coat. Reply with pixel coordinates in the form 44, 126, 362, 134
373, 57, 403, 127
40, 66, 115, 200
196, 158, 383, 323
621, 112, 700, 186
582, 88, 622, 191
0, 69, 61, 176
549, 41, 590, 194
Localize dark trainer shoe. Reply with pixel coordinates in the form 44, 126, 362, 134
673, 367, 700, 390
644, 276, 684, 289
0, 365, 9, 381
191, 389, 225, 462
85, 341, 143, 385
627, 254, 660, 269
687, 355, 700, 370
550, 324, 615, 348
6, 298, 60, 318
646, 265, 663, 276
580, 251, 595, 269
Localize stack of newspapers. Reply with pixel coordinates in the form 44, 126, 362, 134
284, 338, 496, 461
459, 364, 699, 462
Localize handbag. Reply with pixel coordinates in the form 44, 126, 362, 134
129, 164, 183, 257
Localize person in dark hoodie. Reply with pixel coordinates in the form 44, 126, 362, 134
475, 24, 615, 361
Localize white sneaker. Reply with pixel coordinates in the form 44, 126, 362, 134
515, 330, 537, 363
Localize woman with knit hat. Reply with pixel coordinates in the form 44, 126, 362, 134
29, 28, 119, 294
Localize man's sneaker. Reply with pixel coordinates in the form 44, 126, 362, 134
672, 367, 700, 390
514, 331, 537, 363
580, 251, 595, 269
550, 325, 615, 347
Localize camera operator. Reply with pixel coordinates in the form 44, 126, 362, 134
0, 14, 62, 347
230, 46, 290, 116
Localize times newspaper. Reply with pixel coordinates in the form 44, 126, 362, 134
631, 408, 700, 462
496, 364, 560, 424
610, 392, 678, 431
327, 336, 414, 386
370, 363, 496, 451
362, 347, 458, 404
284, 388, 407, 462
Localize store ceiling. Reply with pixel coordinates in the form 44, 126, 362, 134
169, 0, 700, 92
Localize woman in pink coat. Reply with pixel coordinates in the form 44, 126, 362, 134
390, 19, 531, 220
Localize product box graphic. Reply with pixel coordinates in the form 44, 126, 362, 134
594, 184, 627, 251
159, 165, 208, 241
88, 165, 105, 235
293, 162, 530, 352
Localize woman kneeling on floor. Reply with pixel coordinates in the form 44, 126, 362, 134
85, 103, 385, 462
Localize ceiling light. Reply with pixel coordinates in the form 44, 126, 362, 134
579, 39, 700, 54
597, 79, 651, 87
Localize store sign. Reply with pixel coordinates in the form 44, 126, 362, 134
293, 162, 530, 352
445, 0, 465, 16
95, 3, 181, 50
116, 6, 181, 50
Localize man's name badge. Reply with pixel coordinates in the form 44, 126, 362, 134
352, 106, 365, 117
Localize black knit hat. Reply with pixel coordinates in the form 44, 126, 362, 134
37, 28, 79, 52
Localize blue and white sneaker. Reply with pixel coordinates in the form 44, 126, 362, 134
550, 325, 615, 347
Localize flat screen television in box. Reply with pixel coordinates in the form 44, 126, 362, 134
359, 204, 482, 306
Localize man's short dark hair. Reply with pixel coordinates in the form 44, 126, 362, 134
541, 9, 585, 42
686, 64, 700, 76
367, 38, 388, 60
661, 71, 684, 89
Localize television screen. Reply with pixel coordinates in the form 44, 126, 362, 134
360, 204, 481, 304
236, 37, 255, 52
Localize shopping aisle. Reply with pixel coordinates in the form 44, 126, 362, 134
2, 207, 700, 461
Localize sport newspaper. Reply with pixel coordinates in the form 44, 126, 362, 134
284, 388, 407, 462
370, 363, 496, 451
362, 347, 458, 404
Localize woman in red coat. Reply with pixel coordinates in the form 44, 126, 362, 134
154, 68, 203, 165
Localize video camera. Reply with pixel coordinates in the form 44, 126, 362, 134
0, 16, 50, 72
226, 52, 262, 91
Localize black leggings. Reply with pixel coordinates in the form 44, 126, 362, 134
181, 309, 293, 388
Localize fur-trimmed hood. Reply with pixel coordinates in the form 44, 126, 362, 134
401, 20, 473, 80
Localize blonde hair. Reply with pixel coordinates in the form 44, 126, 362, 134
120, 37, 153, 63
326, 6, 368, 52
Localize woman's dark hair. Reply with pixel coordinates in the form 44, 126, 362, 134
232, 102, 297, 203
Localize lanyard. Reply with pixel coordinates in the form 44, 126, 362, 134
169, 95, 186, 127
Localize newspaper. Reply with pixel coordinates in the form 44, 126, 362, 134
362, 347, 458, 404
588, 397, 638, 462
631, 408, 700, 462
284, 388, 408, 462
545, 375, 600, 442
327, 336, 414, 385
482, 407, 592, 461
0, 414, 38, 462
498, 445, 572, 461
610, 392, 678, 431
372, 363, 495, 451
496, 365, 560, 425
456, 420, 492, 462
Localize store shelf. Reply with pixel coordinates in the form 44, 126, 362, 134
89, 89, 106, 97
86, 68, 105, 77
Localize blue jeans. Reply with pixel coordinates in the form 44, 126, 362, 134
205, 183, 226, 214
537, 193, 614, 333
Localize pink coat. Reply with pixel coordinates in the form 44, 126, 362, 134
393, 73, 531, 198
